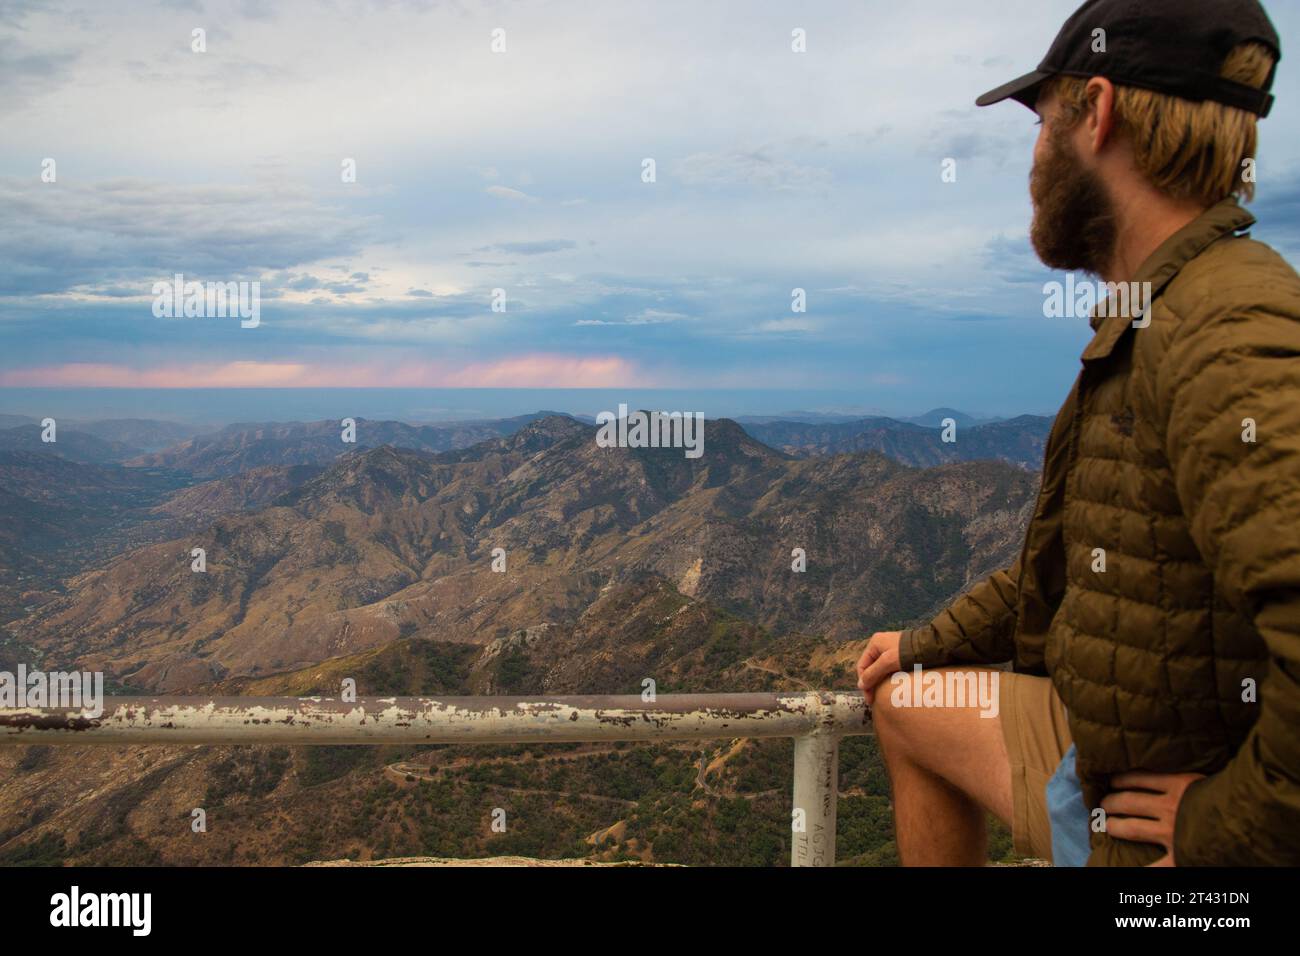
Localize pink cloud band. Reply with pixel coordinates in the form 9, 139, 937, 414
0, 355, 645, 389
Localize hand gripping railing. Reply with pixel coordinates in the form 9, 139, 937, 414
0, 691, 871, 866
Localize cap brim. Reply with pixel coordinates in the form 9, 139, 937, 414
976, 70, 1051, 110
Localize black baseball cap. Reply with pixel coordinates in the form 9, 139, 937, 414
976, 0, 1281, 117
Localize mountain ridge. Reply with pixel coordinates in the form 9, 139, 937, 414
15, 415, 1037, 692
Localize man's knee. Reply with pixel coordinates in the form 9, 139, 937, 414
871, 667, 1004, 759
871, 667, 1015, 820
869, 669, 923, 748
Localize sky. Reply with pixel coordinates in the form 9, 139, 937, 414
1, 0, 1298, 420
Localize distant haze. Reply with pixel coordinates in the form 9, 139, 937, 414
0, 388, 1045, 428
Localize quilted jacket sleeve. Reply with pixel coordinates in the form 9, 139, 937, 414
897, 558, 1021, 670
1158, 265, 1300, 866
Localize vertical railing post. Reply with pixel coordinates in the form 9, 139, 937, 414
790, 729, 839, 867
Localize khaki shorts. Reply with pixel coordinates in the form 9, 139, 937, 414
999, 672, 1072, 862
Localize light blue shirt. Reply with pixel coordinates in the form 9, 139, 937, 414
1046, 744, 1092, 866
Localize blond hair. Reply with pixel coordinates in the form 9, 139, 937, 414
1049, 43, 1274, 204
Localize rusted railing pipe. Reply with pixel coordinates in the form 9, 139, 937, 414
0, 691, 871, 865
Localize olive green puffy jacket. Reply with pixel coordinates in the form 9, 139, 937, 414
898, 198, 1300, 866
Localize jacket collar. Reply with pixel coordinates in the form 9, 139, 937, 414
1080, 198, 1257, 362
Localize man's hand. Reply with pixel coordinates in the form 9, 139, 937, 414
1100, 771, 1205, 866
856, 630, 903, 705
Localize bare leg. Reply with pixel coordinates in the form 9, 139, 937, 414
870, 667, 1014, 866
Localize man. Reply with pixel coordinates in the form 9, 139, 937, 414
856, 0, 1300, 866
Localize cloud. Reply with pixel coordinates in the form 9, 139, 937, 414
2, 0, 1297, 413
323, 281, 366, 294
485, 185, 538, 202
122, 51, 296, 97
0, 35, 79, 111
1255, 170, 1300, 251
0, 354, 646, 388
0, 178, 370, 297
982, 233, 1044, 285
238, 0, 278, 21
0, 361, 315, 388
746, 318, 818, 335
675, 148, 833, 191
0, 0, 50, 25
575, 309, 689, 326
439, 354, 641, 387
482, 239, 577, 255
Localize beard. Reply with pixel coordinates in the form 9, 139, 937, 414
1029, 124, 1118, 275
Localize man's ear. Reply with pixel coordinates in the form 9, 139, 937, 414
1083, 77, 1117, 154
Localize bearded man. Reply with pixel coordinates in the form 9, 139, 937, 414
856, 0, 1300, 866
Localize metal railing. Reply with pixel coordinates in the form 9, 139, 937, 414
0, 691, 872, 866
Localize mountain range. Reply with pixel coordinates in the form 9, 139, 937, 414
16, 415, 1036, 691
0, 407, 1041, 865
741, 414, 1051, 467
